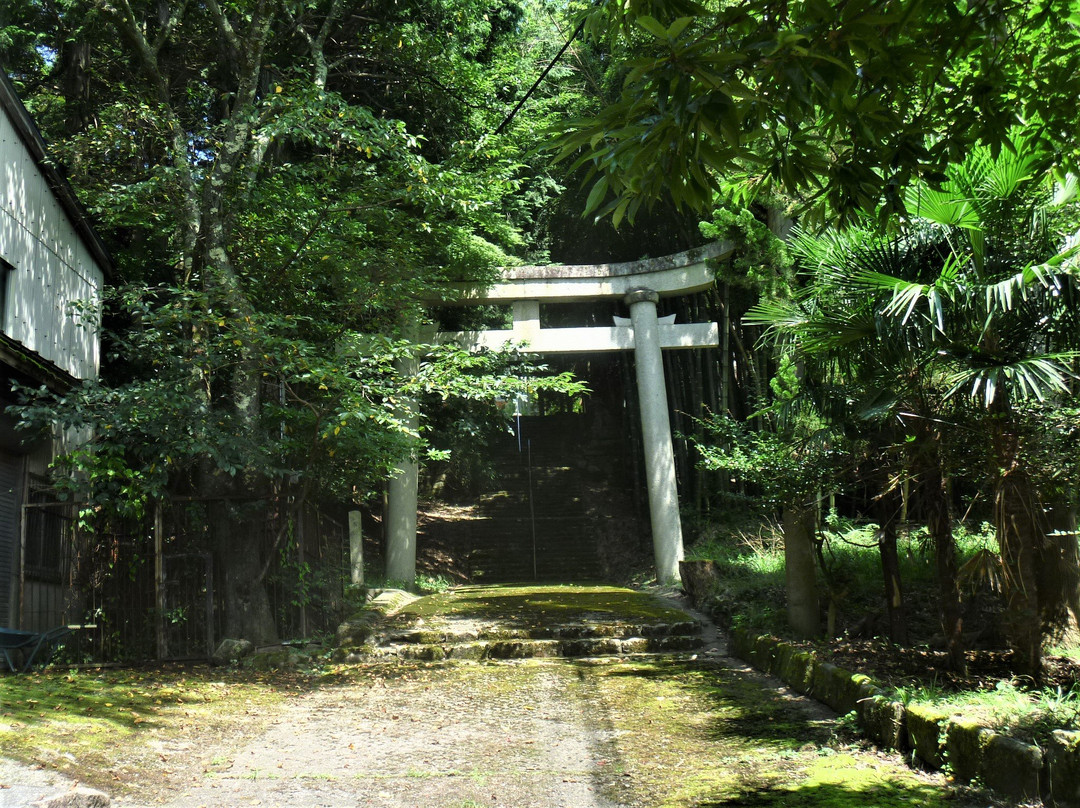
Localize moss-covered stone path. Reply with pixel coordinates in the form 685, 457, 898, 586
3, 586, 995, 807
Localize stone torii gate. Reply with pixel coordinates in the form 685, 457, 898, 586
385, 241, 732, 585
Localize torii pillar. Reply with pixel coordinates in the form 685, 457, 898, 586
625, 288, 683, 582
385, 349, 420, 584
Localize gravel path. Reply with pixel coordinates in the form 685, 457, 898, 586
1, 592, 968, 808
0, 757, 78, 807
118, 662, 622, 808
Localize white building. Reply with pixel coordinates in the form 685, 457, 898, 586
0, 73, 108, 630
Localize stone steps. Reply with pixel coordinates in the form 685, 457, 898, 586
337, 621, 703, 663
334, 586, 705, 664
343, 634, 704, 663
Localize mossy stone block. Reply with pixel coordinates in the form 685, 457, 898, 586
555, 625, 590, 639
400, 644, 446, 661
1048, 730, 1080, 808
396, 630, 445, 645
532, 640, 561, 658
752, 635, 780, 673
679, 558, 720, 607
810, 662, 865, 715
945, 718, 986, 783
584, 638, 621, 657
906, 704, 948, 770
784, 650, 816, 694
368, 589, 418, 615
670, 620, 701, 636
247, 649, 297, 671
212, 638, 254, 665
808, 661, 836, 708
335, 614, 377, 647
857, 693, 906, 750
487, 640, 532, 659
978, 732, 1043, 803
730, 627, 753, 659
447, 642, 487, 660
653, 635, 703, 652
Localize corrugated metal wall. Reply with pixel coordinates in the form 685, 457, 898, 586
0, 103, 103, 380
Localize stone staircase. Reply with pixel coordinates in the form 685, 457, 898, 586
334, 585, 705, 663
452, 413, 636, 582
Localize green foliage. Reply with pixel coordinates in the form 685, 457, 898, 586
2, 0, 593, 529
11, 283, 585, 520
699, 203, 794, 295
688, 518, 998, 638
746, 133, 1080, 673
691, 412, 837, 507
555, 0, 1080, 226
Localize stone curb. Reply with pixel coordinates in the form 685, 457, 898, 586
730, 627, 1075, 807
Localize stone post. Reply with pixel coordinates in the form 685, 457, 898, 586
348, 510, 364, 586
625, 288, 685, 583
385, 347, 420, 586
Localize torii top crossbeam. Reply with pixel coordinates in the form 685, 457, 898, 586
438, 241, 732, 355
444, 241, 732, 303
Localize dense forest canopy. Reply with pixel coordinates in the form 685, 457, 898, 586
558, 0, 1080, 228
1, 0, 594, 640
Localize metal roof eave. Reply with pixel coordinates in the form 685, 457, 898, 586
0, 70, 115, 279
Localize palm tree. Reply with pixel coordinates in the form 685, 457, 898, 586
751, 225, 965, 664
753, 135, 1080, 680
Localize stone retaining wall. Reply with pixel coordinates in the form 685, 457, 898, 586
730, 627, 1080, 807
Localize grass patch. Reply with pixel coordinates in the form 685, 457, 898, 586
893, 678, 1080, 746
686, 517, 999, 639
0, 665, 296, 794
578, 658, 965, 808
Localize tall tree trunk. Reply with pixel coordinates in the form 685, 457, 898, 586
990, 402, 1044, 683
915, 428, 965, 672
1043, 504, 1080, 632
876, 481, 908, 644
101, 0, 281, 643
60, 39, 92, 134
783, 502, 820, 638
996, 466, 1044, 683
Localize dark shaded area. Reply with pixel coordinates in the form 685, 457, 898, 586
813, 639, 1080, 694
700, 781, 952, 807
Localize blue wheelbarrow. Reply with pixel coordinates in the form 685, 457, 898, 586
0, 625, 95, 672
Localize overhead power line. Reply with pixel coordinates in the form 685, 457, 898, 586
493, 16, 588, 136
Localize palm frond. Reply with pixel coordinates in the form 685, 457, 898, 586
798, 310, 879, 354
849, 253, 962, 331
905, 184, 979, 230
979, 141, 1042, 201
984, 244, 1080, 312
945, 353, 1079, 407
744, 298, 809, 333
1051, 174, 1079, 209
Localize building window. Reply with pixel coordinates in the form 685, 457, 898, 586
24, 475, 68, 583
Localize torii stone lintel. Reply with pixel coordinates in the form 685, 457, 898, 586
440, 241, 732, 304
